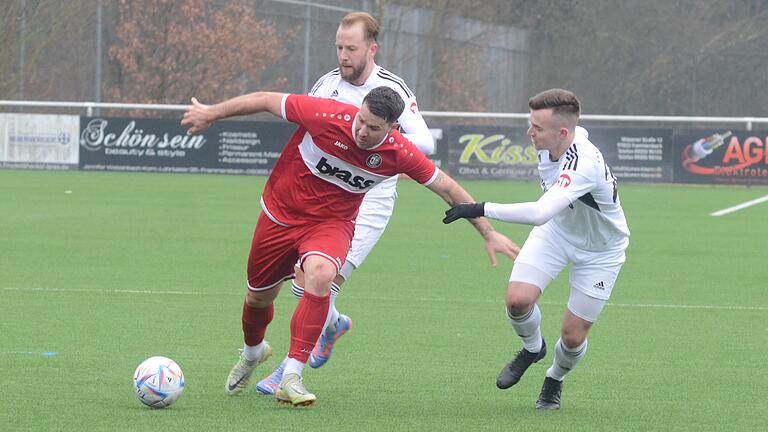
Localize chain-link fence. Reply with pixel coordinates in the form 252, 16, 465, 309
2, 0, 768, 117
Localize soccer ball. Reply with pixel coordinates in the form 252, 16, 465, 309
132, 356, 185, 408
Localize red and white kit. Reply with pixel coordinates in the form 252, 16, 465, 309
247, 94, 439, 291
310, 66, 434, 277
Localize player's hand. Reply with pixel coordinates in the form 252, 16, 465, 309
443, 202, 485, 224
180, 97, 214, 134
483, 231, 520, 266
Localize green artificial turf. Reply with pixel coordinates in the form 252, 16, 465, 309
1, 169, 766, 431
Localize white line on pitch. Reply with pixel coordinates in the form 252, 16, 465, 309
362, 294, 768, 311
3, 286, 767, 311
603, 301, 768, 311
0, 286, 208, 295
710, 194, 768, 216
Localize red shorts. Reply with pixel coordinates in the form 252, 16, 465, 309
246, 213, 355, 291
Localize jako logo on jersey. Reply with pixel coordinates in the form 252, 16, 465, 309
366, 153, 383, 168
557, 173, 571, 187
334, 141, 348, 150
316, 157, 376, 190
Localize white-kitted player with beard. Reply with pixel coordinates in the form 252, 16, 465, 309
255, 11, 436, 394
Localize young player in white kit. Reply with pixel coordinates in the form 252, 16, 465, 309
255, 12, 436, 394
444, 89, 630, 410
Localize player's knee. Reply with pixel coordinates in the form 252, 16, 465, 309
302, 258, 337, 296
304, 260, 336, 283
505, 299, 534, 317
505, 283, 538, 315
245, 289, 275, 308
560, 327, 588, 349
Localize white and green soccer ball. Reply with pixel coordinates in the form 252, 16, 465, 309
132, 356, 185, 408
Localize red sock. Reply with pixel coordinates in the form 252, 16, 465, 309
242, 301, 274, 346
288, 291, 330, 362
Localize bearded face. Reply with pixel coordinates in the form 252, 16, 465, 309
335, 22, 376, 85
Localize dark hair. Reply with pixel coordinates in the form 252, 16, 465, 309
362, 86, 404, 123
340, 12, 379, 43
528, 88, 580, 118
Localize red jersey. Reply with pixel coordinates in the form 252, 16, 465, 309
260, 94, 439, 226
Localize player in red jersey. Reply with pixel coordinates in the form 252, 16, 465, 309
181, 86, 519, 407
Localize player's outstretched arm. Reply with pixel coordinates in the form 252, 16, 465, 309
444, 191, 572, 227
181, 92, 287, 134
427, 172, 519, 265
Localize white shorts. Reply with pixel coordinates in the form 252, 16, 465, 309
339, 182, 397, 280
510, 223, 627, 301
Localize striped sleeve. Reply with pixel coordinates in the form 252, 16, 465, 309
547, 145, 597, 204
376, 68, 414, 98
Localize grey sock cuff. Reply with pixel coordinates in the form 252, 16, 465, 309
507, 304, 537, 322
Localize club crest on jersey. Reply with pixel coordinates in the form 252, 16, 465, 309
366, 153, 383, 168
316, 157, 376, 190
557, 173, 572, 187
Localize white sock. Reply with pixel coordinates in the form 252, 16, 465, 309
508, 304, 543, 353
546, 338, 587, 381
324, 288, 341, 334
283, 357, 305, 377
242, 341, 266, 362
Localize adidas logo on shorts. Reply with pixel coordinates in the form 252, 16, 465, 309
593, 281, 605, 290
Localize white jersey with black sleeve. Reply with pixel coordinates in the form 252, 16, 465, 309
484, 126, 630, 252
309, 65, 435, 199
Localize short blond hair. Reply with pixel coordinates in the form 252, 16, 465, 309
340, 12, 379, 42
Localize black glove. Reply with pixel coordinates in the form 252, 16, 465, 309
443, 202, 486, 224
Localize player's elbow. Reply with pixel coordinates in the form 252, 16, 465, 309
529, 207, 553, 226
418, 138, 436, 156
